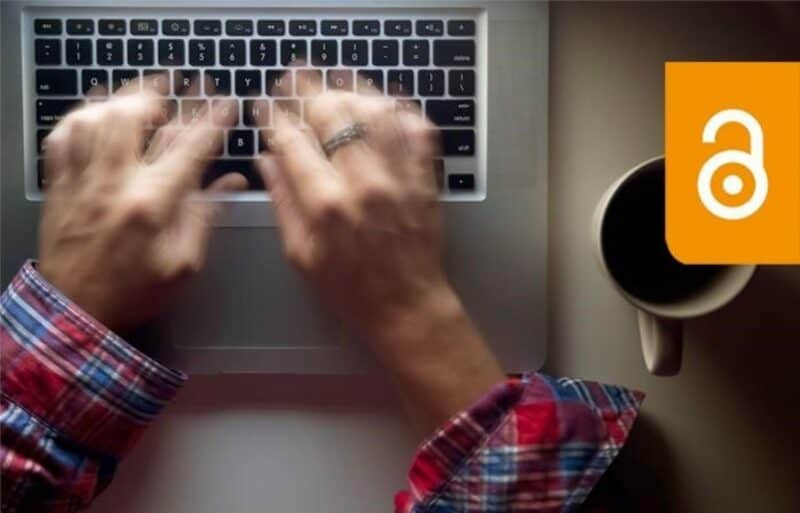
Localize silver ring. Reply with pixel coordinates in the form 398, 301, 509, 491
322, 123, 368, 157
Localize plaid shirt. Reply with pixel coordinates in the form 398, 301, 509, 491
1, 262, 644, 513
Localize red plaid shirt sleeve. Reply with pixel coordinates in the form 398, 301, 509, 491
1, 262, 186, 513
394, 373, 644, 513
2, 262, 643, 513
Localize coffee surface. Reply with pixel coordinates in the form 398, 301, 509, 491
602, 166, 722, 304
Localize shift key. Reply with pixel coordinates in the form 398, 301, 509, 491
440, 129, 475, 156
37, 99, 82, 125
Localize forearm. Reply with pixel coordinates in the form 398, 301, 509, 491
1, 262, 185, 512
367, 283, 506, 434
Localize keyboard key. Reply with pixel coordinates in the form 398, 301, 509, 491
66, 19, 94, 35
357, 70, 383, 93
296, 70, 323, 96
205, 70, 231, 95
212, 99, 240, 125
163, 19, 190, 36
440, 130, 475, 156
195, 20, 222, 36
113, 69, 140, 92
158, 39, 185, 66
97, 39, 123, 65
258, 129, 275, 153
174, 70, 200, 96
143, 69, 170, 95
228, 130, 255, 156
131, 19, 158, 35
220, 40, 246, 66
416, 20, 444, 36
225, 20, 253, 36
403, 40, 429, 66
385, 20, 412, 36
387, 70, 414, 97
448, 174, 475, 191
35, 39, 61, 65
203, 159, 263, 190
321, 20, 348, 36
236, 70, 262, 96
66, 39, 92, 66
128, 39, 154, 66
82, 69, 108, 95
258, 20, 285, 36
244, 99, 271, 127
250, 40, 277, 66
433, 40, 475, 66
290, 20, 317, 36
275, 99, 301, 117
447, 20, 476, 36
181, 100, 208, 123
419, 70, 445, 96
36, 99, 81, 125
353, 20, 380, 36
189, 39, 216, 66
35, 19, 62, 35
426, 100, 474, 126
99, 19, 126, 35
449, 70, 475, 96
372, 40, 399, 66
266, 70, 293, 96
37, 129, 52, 153
281, 40, 307, 65
36, 69, 77, 96
311, 40, 338, 67
341, 40, 368, 66
327, 69, 354, 91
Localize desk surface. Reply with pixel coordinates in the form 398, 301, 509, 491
90, 3, 800, 512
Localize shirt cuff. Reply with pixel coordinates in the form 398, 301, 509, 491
397, 372, 645, 512
0, 261, 187, 459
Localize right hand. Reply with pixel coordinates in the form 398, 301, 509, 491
259, 74, 505, 432
258, 77, 447, 345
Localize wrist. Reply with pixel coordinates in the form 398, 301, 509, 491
364, 281, 507, 433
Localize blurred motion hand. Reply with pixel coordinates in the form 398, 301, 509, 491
38, 78, 245, 332
259, 73, 447, 344
260, 72, 504, 432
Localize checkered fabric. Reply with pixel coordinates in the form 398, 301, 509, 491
1, 263, 643, 513
1, 262, 186, 512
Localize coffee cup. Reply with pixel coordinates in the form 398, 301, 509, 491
592, 156, 756, 376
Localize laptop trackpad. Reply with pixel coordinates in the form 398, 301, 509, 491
169, 228, 340, 350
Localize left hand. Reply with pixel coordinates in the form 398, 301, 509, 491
38, 79, 246, 332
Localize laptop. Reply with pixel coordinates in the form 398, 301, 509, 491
0, 0, 548, 374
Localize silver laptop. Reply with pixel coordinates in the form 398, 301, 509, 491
0, 0, 548, 374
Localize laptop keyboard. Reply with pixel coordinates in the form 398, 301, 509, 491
27, 11, 482, 198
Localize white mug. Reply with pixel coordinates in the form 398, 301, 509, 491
592, 156, 756, 376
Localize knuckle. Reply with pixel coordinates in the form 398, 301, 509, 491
357, 181, 394, 209
120, 192, 163, 227
311, 191, 348, 225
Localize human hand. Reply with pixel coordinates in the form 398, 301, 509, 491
259, 73, 504, 432
38, 78, 245, 332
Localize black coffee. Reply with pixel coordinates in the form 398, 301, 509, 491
601, 162, 723, 304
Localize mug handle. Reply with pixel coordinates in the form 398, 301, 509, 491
637, 310, 683, 376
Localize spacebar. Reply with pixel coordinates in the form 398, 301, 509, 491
203, 159, 264, 191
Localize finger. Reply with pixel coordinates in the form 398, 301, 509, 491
143, 119, 181, 164
257, 155, 312, 263
269, 107, 342, 209
167, 174, 248, 274
294, 68, 325, 99
152, 98, 234, 200
354, 71, 384, 97
91, 92, 170, 169
304, 92, 380, 172
269, 69, 294, 97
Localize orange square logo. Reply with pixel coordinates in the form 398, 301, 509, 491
666, 62, 800, 264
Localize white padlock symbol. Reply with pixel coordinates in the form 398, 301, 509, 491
697, 109, 769, 220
